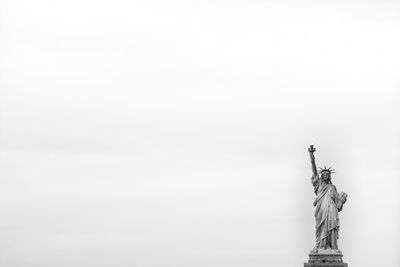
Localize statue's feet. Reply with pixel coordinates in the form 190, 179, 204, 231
311, 248, 342, 255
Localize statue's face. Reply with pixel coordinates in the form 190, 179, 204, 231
321, 172, 331, 182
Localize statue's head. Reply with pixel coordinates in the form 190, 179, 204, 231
321, 171, 331, 183
319, 166, 334, 184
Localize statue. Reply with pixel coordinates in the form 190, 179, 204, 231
308, 145, 347, 252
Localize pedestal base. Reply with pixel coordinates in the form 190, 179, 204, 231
304, 249, 348, 267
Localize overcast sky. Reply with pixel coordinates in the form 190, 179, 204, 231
0, 0, 399, 267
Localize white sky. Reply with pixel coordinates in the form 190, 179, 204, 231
0, 0, 400, 266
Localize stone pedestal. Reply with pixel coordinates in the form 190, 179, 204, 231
304, 249, 348, 267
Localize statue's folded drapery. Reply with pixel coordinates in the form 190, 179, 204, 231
313, 180, 343, 249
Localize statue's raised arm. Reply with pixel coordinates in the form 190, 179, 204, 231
308, 145, 318, 181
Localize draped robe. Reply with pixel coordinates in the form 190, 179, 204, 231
312, 176, 343, 249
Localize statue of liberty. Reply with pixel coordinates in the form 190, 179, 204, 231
308, 145, 347, 252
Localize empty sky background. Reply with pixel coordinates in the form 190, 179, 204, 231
0, 0, 400, 266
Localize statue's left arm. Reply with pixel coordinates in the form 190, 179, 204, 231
334, 188, 347, 212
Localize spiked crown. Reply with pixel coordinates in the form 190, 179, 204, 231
319, 166, 335, 174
